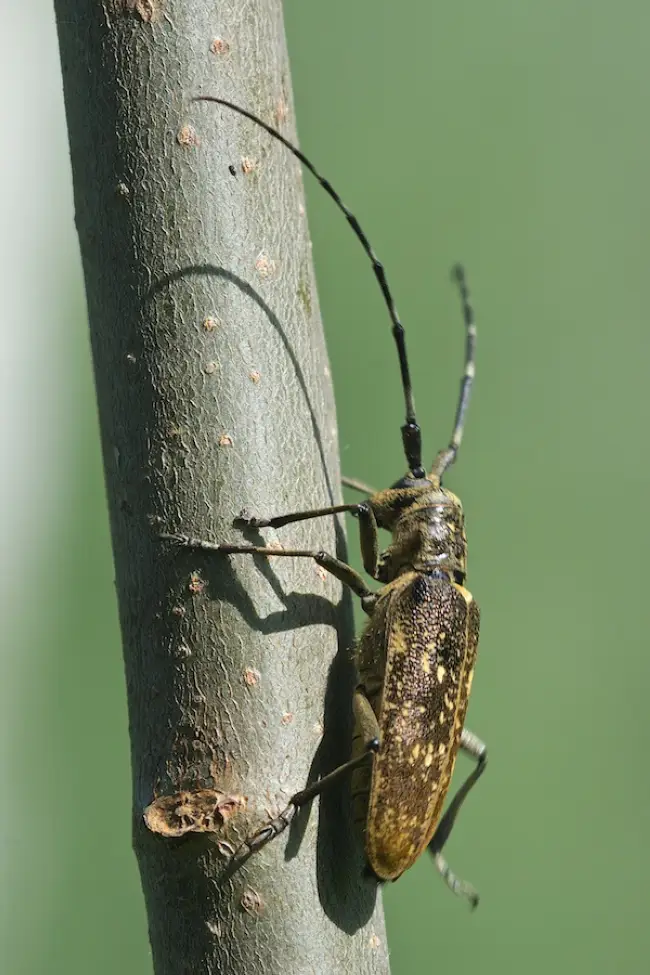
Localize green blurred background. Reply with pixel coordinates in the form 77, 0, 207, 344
3, 1, 649, 972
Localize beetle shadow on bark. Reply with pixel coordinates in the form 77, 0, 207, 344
223, 524, 379, 930
311, 608, 381, 931
151, 265, 379, 931
150, 265, 341, 508
199, 552, 379, 932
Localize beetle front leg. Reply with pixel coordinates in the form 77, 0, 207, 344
235, 502, 361, 530
356, 503, 380, 578
428, 727, 487, 909
232, 736, 379, 864
235, 497, 382, 582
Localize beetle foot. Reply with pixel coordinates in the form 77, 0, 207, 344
233, 508, 267, 529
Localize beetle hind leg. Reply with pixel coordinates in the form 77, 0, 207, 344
431, 851, 480, 909
428, 727, 487, 909
232, 736, 379, 865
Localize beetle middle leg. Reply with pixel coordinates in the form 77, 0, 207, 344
350, 689, 381, 828
162, 532, 380, 612
428, 727, 487, 908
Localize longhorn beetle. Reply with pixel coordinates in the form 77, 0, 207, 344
164, 96, 487, 907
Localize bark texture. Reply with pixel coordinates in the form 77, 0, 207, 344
53, 2, 389, 973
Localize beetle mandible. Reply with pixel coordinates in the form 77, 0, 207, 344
164, 96, 487, 907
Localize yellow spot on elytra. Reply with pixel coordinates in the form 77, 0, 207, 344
444, 693, 454, 710
393, 634, 407, 654
421, 652, 431, 674
466, 668, 475, 693
438, 711, 446, 724
424, 752, 434, 767
437, 664, 446, 683
411, 743, 421, 761
438, 743, 447, 756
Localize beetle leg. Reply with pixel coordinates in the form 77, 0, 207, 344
428, 727, 487, 909
357, 503, 380, 578
162, 533, 377, 606
350, 691, 381, 827
351, 689, 381, 756
341, 475, 378, 495
235, 494, 382, 580
232, 737, 379, 863
234, 502, 361, 530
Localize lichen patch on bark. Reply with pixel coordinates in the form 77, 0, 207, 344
105, 0, 160, 22
144, 789, 247, 837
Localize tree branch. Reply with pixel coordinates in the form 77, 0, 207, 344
53, 1, 389, 972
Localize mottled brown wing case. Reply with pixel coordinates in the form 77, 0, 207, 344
365, 573, 480, 880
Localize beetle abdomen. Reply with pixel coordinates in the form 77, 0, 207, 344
364, 573, 480, 880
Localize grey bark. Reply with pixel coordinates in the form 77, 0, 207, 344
53, 2, 389, 973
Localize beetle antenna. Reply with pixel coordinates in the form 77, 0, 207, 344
193, 95, 424, 478
431, 264, 476, 481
